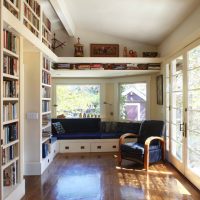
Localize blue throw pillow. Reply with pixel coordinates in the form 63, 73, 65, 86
52, 122, 65, 134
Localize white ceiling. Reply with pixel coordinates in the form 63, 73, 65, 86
64, 0, 200, 45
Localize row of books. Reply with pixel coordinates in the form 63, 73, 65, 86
42, 114, 51, 126
43, 13, 51, 31
3, 55, 18, 76
23, 20, 39, 37
53, 63, 161, 70
3, 29, 17, 53
25, 0, 40, 17
3, 80, 19, 98
42, 86, 50, 98
3, 162, 17, 187
42, 71, 51, 85
3, 124, 18, 145
42, 38, 51, 49
43, 57, 51, 71
42, 27, 51, 42
4, 0, 19, 18
42, 101, 50, 113
3, 103, 17, 122
24, 4, 39, 29
2, 145, 16, 165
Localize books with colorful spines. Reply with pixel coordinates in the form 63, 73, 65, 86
112, 65, 127, 70
90, 64, 104, 70
77, 65, 90, 70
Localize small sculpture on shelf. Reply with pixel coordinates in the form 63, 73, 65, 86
74, 37, 84, 57
123, 47, 128, 57
129, 50, 137, 57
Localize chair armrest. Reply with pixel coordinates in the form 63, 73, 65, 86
145, 136, 164, 147
119, 133, 139, 145
144, 136, 165, 170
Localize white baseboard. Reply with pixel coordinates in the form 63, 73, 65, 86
24, 162, 42, 175
5, 179, 25, 200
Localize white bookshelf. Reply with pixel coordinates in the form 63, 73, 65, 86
0, 23, 24, 199
24, 52, 58, 176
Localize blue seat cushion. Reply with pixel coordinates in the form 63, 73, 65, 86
55, 132, 101, 140
121, 142, 160, 154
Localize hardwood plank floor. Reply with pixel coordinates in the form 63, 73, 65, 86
22, 153, 200, 200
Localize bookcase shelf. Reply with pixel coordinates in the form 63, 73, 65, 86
3, 0, 19, 19
42, 111, 51, 115
2, 140, 19, 149
3, 119, 19, 126
3, 73, 19, 80
2, 157, 19, 171
3, 98, 19, 101
23, 1, 40, 20
42, 83, 51, 88
3, 48, 19, 58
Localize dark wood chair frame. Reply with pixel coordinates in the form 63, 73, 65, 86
118, 133, 165, 170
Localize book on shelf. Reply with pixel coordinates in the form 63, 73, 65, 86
2, 145, 17, 165
3, 80, 19, 98
3, 55, 18, 76
3, 29, 17, 53
42, 101, 50, 113
3, 102, 17, 122
42, 114, 51, 126
4, 0, 19, 18
23, 19, 39, 37
24, 4, 39, 29
43, 57, 51, 71
25, 0, 40, 17
42, 71, 51, 85
3, 123, 18, 145
43, 13, 51, 31
3, 162, 17, 186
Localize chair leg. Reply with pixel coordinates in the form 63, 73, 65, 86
144, 148, 149, 171
118, 153, 122, 166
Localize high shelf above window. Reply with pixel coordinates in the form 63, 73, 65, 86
51, 57, 162, 78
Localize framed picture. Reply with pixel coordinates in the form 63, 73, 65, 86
156, 75, 163, 105
90, 44, 119, 57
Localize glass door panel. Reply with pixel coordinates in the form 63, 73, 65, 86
171, 56, 184, 162
165, 64, 170, 151
187, 45, 200, 178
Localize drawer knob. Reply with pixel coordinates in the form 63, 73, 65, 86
97, 146, 101, 149
65, 146, 69, 149
113, 145, 116, 149
81, 146, 85, 149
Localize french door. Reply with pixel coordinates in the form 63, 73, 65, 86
166, 43, 200, 189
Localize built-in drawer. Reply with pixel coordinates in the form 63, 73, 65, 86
60, 141, 91, 153
91, 142, 119, 152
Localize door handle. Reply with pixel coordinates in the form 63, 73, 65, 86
180, 123, 184, 131
53, 104, 58, 107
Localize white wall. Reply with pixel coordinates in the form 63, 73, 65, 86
52, 74, 163, 121
54, 28, 157, 57
159, 5, 200, 57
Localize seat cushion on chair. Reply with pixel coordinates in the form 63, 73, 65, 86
121, 142, 160, 155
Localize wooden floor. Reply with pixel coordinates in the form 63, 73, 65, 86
22, 153, 200, 200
